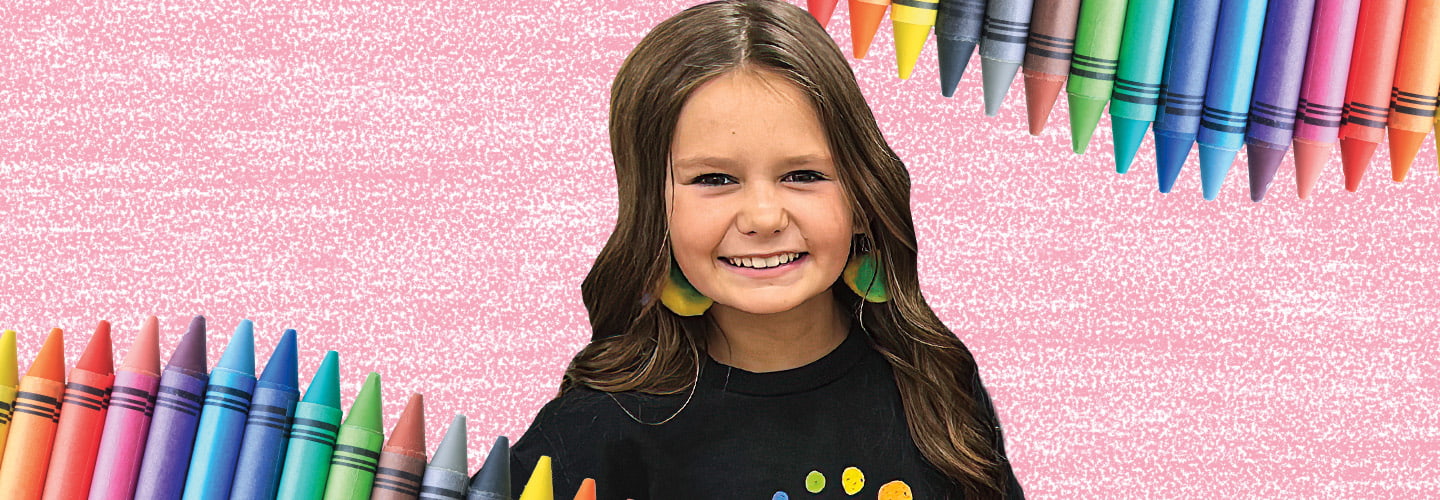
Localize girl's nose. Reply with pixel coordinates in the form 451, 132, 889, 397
735, 186, 790, 235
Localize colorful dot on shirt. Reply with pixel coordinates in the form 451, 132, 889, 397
877, 480, 913, 500
772, 492, 789, 500
805, 470, 826, 493
842, 466, 865, 495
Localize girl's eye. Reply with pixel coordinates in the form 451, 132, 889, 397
784, 170, 827, 183
691, 173, 735, 186
689, 171, 828, 186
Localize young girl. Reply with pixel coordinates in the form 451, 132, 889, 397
509, 1, 1023, 498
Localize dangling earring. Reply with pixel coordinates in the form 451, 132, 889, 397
843, 233, 889, 303
659, 256, 713, 316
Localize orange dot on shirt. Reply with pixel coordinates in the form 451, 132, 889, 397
877, 480, 913, 500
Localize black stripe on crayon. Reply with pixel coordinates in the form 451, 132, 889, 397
1392, 94, 1438, 107
1164, 106, 1202, 116
1252, 101, 1297, 115
210, 386, 253, 399
419, 486, 466, 498
250, 404, 289, 415
1248, 115, 1295, 130
13, 407, 61, 422
372, 482, 421, 496
375, 467, 424, 483
335, 444, 382, 459
984, 32, 1029, 44
289, 433, 338, 447
1392, 105, 1437, 118
1028, 33, 1075, 46
1069, 67, 1115, 81
154, 400, 200, 416
1200, 119, 1246, 134
1349, 102, 1389, 112
159, 386, 204, 404
1300, 116, 1342, 127
1343, 116, 1387, 128
293, 418, 341, 433
247, 420, 290, 432
1203, 106, 1248, 120
1301, 101, 1343, 112
1115, 78, 1159, 90
62, 396, 106, 412
17, 391, 61, 406
1113, 93, 1160, 105
202, 397, 251, 415
893, 0, 939, 10
987, 18, 1029, 29
1393, 88, 1439, 102
1163, 91, 1205, 103
248, 414, 292, 427
64, 391, 106, 406
1025, 47, 1073, 60
330, 458, 378, 474
291, 427, 339, 440
109, 399, 152, 413
66, 382, 109, 397
1072, 54, 1118, 68
0, 401, 10, 410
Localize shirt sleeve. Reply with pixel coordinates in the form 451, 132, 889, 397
973, 370, 1026, 500
509, 389, 649, 499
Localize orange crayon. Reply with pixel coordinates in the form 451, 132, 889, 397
850, 0, 891, 58
42, 321, 115, 500
572, 478, 596, 500
0, 328, 65, 500
1386, 0, 1440, 182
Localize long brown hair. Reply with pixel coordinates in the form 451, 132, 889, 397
566, 1, 1007, 497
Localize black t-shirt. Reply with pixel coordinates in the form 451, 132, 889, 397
509, 322, 1025, 499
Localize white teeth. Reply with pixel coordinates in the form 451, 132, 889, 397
726, 252, 801, 269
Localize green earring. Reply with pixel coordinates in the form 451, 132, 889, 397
843, 234, 889, 303
659, 257, 713, 316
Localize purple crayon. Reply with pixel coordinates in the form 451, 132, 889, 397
1243, 0, 1316, 201
132, 315, 208, 500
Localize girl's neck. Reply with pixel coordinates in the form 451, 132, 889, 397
704, 290, 851, 373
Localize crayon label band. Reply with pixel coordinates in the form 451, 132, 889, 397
109, 385, 158, 415
1249, 101, 1298, 130
419, 485, 467, 498
983, 17, 1030, 44
891, 2, 938, 25
1113, 78, 1161, 105
1391, 88, 1439, 117
1069, 53, 1118, 81
330, 444, 381, 474
1025, 33, 1075, 61
63, 382, 109, 412
13, 391, 62, 422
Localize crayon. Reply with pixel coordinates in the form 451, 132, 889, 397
275, 350, 343, 500
893, 0, 940, 79
807, 0, 840, 27
0, 328, 64, 500
133, 315, 208, 500
322, 372, 384, 499
0, 330, 17, 460
370, 393, 426, 500
1194, 0, 1268, 200
517, 455, 553, 500
1065, 0, 1129, 153
978, 0, 1035, 115
465, 436, 511, 500
1292, 0, 1362, 199
850, 0, 891, 58
1153, 0, 1224, 192
1109, 0, 1176, 173
182, 320, 258, 499
572, 479, 596, 500
1386, 0, 1440, 182
230, 328, 302, 500
1022, 0, 1082, 135
88, 316, 162, 500
42, 321, 115, 500
1242, 0, 1316, 201
419, 415, 469, 500
1338, 0, 1406, 190
937, 0, 987, 96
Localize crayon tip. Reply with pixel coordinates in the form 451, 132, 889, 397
385, 393, 426, 457
431, 414, 468, 473
1067, 94, 1108, 154
470, 436, 511, 498
259, 328, 299, 389
303, 350, 342, 408
806, 0, 839, 27
980, 58, 1021, 116
573, 478, 597, 500
122, 316, 162, 377
1, 330, 17, 387
893, 21, 931, 80
1154, 133, 1195, 193
1022, 73, 1064, 136
77, 320, 114, 375
28, 328, 66, 382
1245, 142, 1287, 202
1340, 137, 1377, 192
216, 319, 256, 376
518, 455, 554, 500
170, 315, 208, 374
937, 38, 977, 97
344, 371, 383, 431
1198, 145, 1237, 201
849, 0, 888, 59
1110, 117, 1150, 174
1293, 138, 1333, 200
1387, 128, 1427, 182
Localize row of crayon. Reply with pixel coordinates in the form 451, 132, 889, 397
0, 318, 586, 500
806, 0, 1439, 201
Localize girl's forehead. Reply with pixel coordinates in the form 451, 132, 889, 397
670, 70, 830, 165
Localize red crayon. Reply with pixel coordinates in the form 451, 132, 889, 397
808, 0, 841, 27
369, 393, 427, 499
1386, 0, 1440, 182
1337, 0, 1406, 190
0, 328, 66, 500
1023, 0, 1084, 135
42, 321, 116, 500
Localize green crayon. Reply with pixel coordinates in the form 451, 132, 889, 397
1066, 0, 1130, 153
276, 351, 343, 500
322, 372, 384, 500
1109, 0, 1177, 172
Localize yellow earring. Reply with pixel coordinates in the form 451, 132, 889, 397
843, 234, 889, 303
659, 257, 713, 316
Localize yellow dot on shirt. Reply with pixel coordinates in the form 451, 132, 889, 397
842, 467, 865, 495
805, 470, 826, 493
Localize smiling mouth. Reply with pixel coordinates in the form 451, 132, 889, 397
718, 252, 809, 270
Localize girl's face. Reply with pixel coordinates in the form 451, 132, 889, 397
664, 68, 857, 316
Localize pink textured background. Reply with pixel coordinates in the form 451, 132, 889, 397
4, 0, 1438, 497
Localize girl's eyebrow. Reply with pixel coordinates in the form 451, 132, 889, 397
674, 154, 832, 172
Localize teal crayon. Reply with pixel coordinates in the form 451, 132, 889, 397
322, 372, 384, 500
466, 436, 510, 500
275, 351, 342, 500
1195, 0, 1268, 200
1066, 0, 1129, 153
419, 415, 468, 500
230, 328, 302, 500
182, 319, 258, 499
1109, 0, 1177, 173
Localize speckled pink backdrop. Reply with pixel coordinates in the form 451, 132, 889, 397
3, 0, 1438, 497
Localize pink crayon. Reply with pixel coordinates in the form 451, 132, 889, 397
1292, 0, 1362, 198
87, 316, 162, 500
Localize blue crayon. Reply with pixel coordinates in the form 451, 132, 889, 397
1242, 0, 1315, 201
1195, 0, 1268, 200
1152, 0, 1224, 193
133, 315, 209, 500
230, 328, 301, 500
183, 320, 258, 499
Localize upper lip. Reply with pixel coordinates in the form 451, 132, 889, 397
721, 251, 806, 259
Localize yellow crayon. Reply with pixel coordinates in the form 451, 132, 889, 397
892, 0, 940, 79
